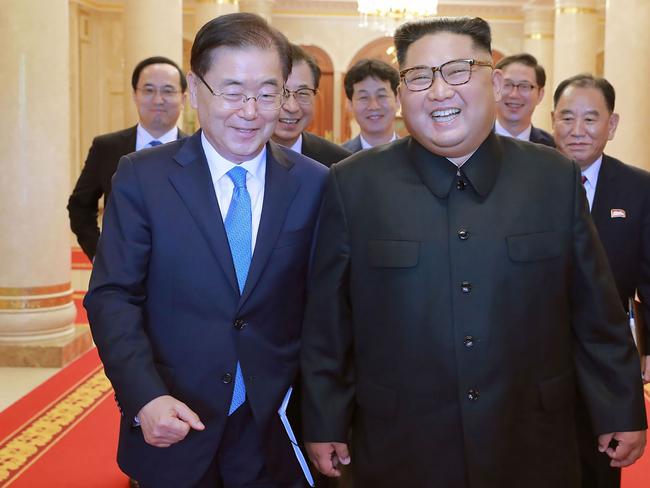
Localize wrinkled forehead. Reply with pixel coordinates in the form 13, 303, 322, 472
557, 85, 610, 113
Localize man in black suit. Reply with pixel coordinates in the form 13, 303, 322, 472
553, 73, 650, 488
272, 44, 351, 166
341, 59, 400, 153
301, 17, 646, 488
85, 13, 327, 488
495, 53, 555, 147
67, 56, 187, 260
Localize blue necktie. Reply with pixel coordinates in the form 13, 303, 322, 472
149, 140, 162, 147
224, 166, 252, 415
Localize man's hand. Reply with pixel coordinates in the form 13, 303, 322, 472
642, 355, 649, 384
598, 430, 646, 468
137, 395, 205, 447
306, 442, 350, 477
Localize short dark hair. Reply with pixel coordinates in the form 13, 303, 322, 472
290, 44, 322, 89
343, 59, 399, 100
394, 17, 492, 67
131, 56, 187, 93
495, 53, 546, 88
191, 12, 292, 81
553, 73, 616, 113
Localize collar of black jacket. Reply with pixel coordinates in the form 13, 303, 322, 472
407, 132, 503, 199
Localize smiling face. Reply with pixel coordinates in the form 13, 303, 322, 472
398, 32, 501, 158
349, 76, 399, 143
496, 62, 544, 132
133, 63, 186, 137
188, 46, 284, 162
552, 85, 619, 169
272, 61, 316, 147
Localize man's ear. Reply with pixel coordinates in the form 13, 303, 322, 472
492, 68, 504, 102
186, 72, 199, 110
607, 112, 620, 141
536, 86, 545, 106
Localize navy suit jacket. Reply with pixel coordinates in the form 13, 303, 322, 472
529, 126, 555, 148
85, 131, 328, 487
341, 134, 363, 153
592, 154, 650, 350
301, 131, 351, 167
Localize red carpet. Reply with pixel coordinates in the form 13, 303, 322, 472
0, 348, 128, 487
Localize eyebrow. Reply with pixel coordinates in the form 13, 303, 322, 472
220, 78, 280, 88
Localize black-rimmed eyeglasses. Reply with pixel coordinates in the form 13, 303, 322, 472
284, 88, 318, 106
400, 59, 493, 92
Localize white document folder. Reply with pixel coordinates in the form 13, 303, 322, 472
278, 386, 315, 487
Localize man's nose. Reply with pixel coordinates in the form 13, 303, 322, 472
428, 72, 453, 100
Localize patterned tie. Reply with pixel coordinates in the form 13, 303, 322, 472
149, 140, 162, 147
224, 166, 252, 415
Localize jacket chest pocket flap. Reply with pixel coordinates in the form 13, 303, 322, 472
368, 240, 420, 268
507, 231, 561, 262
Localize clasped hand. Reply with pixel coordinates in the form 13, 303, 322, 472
137, 395, 205, 447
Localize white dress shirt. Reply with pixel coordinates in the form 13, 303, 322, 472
360, 132, 399, 149
201, 132, 266, 253
581, 155, 603, 211
135, 124, 179, 151
289, 133, 303, 154
494, 120, 532, 142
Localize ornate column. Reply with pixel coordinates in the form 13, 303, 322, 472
123, 0, 183, 125
523, 4, 555, 132
603, 0, 650, 170
195, 0, 239, 34
553, 0, 599, 89
0, 0, 89, 366
239, 0, 276, 23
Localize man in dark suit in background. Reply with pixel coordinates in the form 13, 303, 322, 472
85, 13, 327, 488
67, 56, 187, 260
553, 73, 650, 488
495, 53, 555, 147
301, 16, 646, 488
341, 59, 400, 153
272, 44, 350, 166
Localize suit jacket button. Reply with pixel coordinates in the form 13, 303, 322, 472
467, 389, 479, 401
233, 319, 246, 330
458, 228, 469, 240
457, 178, 466, 191
460, 281, 472, 293
463, 336, 475, 348
222, 373, 233, 384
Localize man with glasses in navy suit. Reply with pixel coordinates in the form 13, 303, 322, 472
86, 13, 326, 488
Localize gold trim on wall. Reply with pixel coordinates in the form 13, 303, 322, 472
0, 283, 72, 296
556, 7, 598, 15
525, 33, 554, 40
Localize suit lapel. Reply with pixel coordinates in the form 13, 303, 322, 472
168, 132, 239, 295
124, 125, 138, 152
239, 142, 300, 306
591, 155, 618, 228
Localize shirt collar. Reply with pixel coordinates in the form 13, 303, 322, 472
581, 154, 603, 186
136, 124, 178, 149
200, 131, 266, 184
359, 132, 398, 149
289, 133, 303, 154
494, 119, 532, 141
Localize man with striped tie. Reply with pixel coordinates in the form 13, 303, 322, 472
67, 56, 188, 260
85, 13, 327, 488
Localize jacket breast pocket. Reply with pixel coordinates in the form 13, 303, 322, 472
368, 240, 420, 268
506, 231, 561, 262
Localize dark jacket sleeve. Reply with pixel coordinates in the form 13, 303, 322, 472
67, 138, 104, 260
301, 166, 355, 442
569, 163, 647, 434
84, 155, 168, 420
